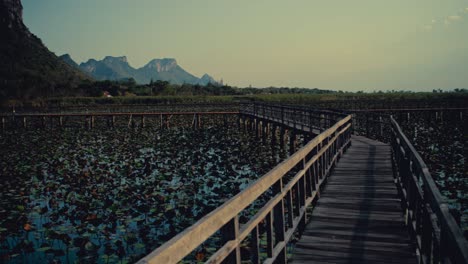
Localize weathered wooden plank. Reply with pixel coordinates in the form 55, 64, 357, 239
291, 135, 416, 264
292, 248, 415, 264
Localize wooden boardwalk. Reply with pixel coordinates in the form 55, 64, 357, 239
291, 135, 416, 264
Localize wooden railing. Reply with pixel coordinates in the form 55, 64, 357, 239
240, 102, 348, 133
390, 116, 468, 264
137, 112, 352, 263
0, 111, 238, 130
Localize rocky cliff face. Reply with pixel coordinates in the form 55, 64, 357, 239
0, 0, 90, 100
0, 0, 27, 33
143, 58, 178, 72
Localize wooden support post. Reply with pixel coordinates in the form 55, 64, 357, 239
22, 117, 26, 129
379, 115, 383, 138
250, 117, 254, 132
164, 115, 169, 129
42, 116, 46, 129
111, 116, 115, 128
254, 118, 259, 139
1, 117, 5, 131
192, 113, 198, 130
91, 116, 95, 129
366, 115, 370, 138
220, 216, 241, 264
160, 114, 163, 130
262, 121, 267, 144
223, 114, 228, 128
141, 116, 145, 128
271, 125, 277, 146
59, 116, 63, 128
242, 117, 247, 133
279, 127, 285, 149
128, 115, 133, 128
289, 130, 296, 155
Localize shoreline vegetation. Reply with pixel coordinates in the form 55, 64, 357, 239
2, 80, 467, 109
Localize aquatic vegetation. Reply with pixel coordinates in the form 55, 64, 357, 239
0, 122, 300, 263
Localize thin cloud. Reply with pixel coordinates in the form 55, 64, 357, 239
448, 15, 462, 21
426, 8, 466, 30
423, 25, 433, 31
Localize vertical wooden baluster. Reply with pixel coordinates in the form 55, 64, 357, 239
266, 212, 274, 259
221, 216, 241, 264
421, 204, 432, 264
160, 114, 163, 130
304, 158, 312, 198
286, 190, 294, 229
250, 226, 260, 264
293, 182, 300, 217
273, 179, 286, 263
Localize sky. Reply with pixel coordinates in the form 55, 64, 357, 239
22, 0, 468, 91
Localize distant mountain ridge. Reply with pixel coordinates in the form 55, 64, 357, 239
62, 54, 218, 85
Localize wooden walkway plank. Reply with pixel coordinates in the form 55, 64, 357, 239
291, 135, 416, 264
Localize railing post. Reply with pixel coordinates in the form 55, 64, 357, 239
266, 211, 274, 258
273, 179, 286, 263
220, 216, 241, 264
281, 106, 284, 124
249, 226, 260, 264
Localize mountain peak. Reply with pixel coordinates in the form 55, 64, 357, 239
103, 56, 128, 64
59, 54, 79, 68
144, 58, 178, 72
199, 73, 218, 85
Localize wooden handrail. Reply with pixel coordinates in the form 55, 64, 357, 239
0, 111, 239, 117
390, 116, 468, 263
137, 111, 352, 263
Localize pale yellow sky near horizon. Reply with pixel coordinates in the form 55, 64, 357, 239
23, 0, 468, 91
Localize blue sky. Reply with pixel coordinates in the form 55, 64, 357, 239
22, 0, 468, 91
